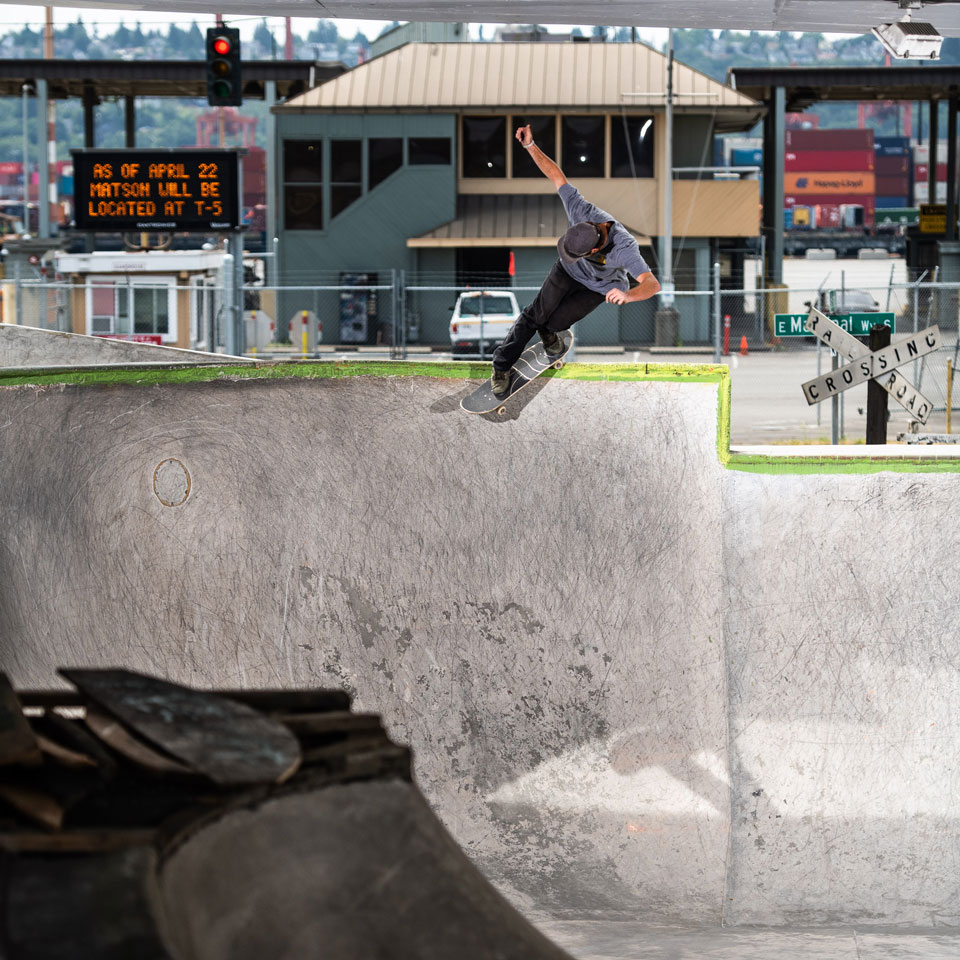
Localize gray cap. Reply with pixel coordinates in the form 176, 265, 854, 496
558, 221, 601, 265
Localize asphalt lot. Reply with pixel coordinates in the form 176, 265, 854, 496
589, 346, 947, 446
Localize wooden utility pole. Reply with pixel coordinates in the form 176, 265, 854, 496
866, 324, 891, 443
44, 7, 57, 230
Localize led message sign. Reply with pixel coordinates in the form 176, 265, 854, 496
72, 149, 241, 232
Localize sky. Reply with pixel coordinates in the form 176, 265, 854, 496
0, 5, 857, 45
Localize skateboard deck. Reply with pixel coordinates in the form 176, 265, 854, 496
460, 330, 573, 415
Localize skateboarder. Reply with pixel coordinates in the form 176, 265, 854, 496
491, 125, 661, 397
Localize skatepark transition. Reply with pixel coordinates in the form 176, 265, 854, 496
0, 357, 958, 934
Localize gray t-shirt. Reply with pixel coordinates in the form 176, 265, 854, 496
557, 183, 651, 295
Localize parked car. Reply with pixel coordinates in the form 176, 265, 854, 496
449, 290, 519, 358
817, 288, 880, 314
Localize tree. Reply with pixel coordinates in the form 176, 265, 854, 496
254, 18, 274, 51
185, 22, 204, 59
308, 20, 338, 45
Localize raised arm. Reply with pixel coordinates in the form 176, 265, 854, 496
516, 124, 567, 189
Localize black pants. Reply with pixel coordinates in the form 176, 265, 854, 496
492, 260, 605, 372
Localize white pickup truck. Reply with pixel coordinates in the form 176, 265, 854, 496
449, 290, 519, 358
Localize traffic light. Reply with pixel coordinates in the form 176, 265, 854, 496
206, 26, 242, 106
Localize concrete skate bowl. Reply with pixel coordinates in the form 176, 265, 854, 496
1, 359, 959, 954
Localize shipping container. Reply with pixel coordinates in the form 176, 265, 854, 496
840, 203, 868, 229
876, 175, 911, 196
731, 148, 763, 166
786, 112, 818, 130
783, 207, 794, 229
785, 128, 873, 151
875, 155, 910, 176
792, 205, 814, 228
914, 162, 947, 182
874, 136, 910, 158
915, 182, 947, 203
813, 204, 841, 228
875, 195, 910, 208
784, 149, 873, 172
913, 142, 949, 164
785, 195, 875, 227
875, 207, 919, 227
785, 171, 875, 195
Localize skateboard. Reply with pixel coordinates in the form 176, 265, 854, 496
460, 330, 574, 416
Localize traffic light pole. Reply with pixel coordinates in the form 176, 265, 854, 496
225, 232, 244, 356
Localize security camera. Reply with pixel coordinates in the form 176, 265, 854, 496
872, 5, 943, 59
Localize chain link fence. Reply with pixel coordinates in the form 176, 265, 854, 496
4, 268, 960, 428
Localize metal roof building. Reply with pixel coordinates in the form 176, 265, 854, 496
272, 41, 763, 346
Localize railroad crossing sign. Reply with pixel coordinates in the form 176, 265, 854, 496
800, 307, 937, 424
775, 312, 895, 338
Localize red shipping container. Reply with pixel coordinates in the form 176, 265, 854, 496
914, 162, 947, 182
875, 156, 909, 176
876, 175, 911, 195
814, 204, 841, 228
785, 128, 874, 151
784, 149, 874, 172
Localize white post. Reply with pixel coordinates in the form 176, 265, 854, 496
713, 261, 721, 363
659, 28, 674, 305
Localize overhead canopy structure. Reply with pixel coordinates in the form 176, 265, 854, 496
0, 58, 344, 101
728, 63, 960, 282
729, 64, 960, 110
14, 0, 960, 37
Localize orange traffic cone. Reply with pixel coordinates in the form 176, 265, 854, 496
739, 335, 749, 356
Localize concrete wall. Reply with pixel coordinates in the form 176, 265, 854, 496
0, 361, 957, 928
0, 323, 249, 367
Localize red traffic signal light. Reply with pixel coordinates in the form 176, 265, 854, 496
206, 26, 242, 106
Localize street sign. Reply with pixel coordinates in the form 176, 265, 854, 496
775, 312, 894, 337
72, 148, 242, 233
801, 325, 940, 403
800, 308, 934, 423
774, 313, 810, 337
919, 203, 947, 235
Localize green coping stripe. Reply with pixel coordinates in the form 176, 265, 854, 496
2, 358, 958, 474
725, 452, 960, 474
0, 358, 727, 389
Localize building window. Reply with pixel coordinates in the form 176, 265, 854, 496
562, 116, 605, 177
283, 139, 323, 230
409, 137, 451, 165
611, 116, 655, 178
512, 116, 556, 178
330, 139, 362, 219
369, 138, 403, 188
461, 116, 506, 177
86, 276, 176, 343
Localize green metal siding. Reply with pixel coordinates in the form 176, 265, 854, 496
276, 113, 456, 340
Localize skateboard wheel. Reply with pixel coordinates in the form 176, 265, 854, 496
554, 360, 564, 369
497, 406, 507, 416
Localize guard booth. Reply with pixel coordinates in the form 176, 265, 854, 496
53, 249, 227, 351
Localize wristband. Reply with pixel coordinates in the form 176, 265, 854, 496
523, 140, 535, 149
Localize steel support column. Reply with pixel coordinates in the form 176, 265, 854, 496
947, 94, 957, 243
124, 95, 135, 147
929, 98, 939, 206
82, 85, 96, 148
37, 77, 49, 238
265, 79, 278, 287
762, 86, 785, 283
